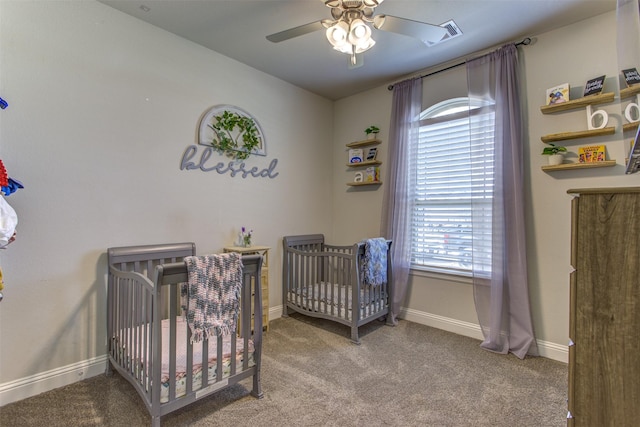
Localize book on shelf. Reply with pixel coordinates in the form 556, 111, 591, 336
622, 68, 640, 87
366, 147, 378, 161
546, 83, 570, 105
578, 145, 605, 163
583, 75, 605, 96
365, 166, 380, 182
626, 125, 640, 174
348, 149, 363, 164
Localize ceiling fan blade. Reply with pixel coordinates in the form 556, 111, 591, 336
266, 21, 325, 43
374, 15, 449, 45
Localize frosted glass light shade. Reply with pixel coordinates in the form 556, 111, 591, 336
326, 21, 350, 50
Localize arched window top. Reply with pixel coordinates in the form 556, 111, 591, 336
420, 97, 493, 123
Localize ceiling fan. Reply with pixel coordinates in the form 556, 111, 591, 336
266, 0, 453, 67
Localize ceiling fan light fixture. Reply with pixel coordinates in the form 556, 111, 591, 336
330, 7, 344, 20
321, 19, 334, 29
362, 0, 384, 7
354, 37, 375, 53
348, 19, 375, 53
326, 21, 350, 49
348, 18, 373, 48
372, 14, 385, 30
267, 0, 454, 70
322, 1, 381, 68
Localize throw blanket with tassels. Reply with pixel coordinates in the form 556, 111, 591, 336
182, 253, 243, 343
360, 238, 388, 286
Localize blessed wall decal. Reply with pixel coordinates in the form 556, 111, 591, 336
180, 104, 279, 179
180, 145, 279, 178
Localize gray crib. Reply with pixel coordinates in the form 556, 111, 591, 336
282, 234, 393, 344
106, 242, 263, 427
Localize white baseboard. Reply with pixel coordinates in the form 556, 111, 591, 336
400, 308, 568, 363
269, 305, 283, 321
0, 355, 108, 407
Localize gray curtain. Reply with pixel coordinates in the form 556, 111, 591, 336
380, 78, 421, 324
466, 45, 538, 359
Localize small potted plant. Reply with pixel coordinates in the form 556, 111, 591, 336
365, 125, 380, 140
240, 226, 253, 247
542, 143, 567, 165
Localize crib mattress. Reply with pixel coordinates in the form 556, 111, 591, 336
291, 282, 387, 315
118, 317, 255, 403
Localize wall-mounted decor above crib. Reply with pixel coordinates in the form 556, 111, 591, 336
180, 104, 279, 179
198, 105, 266, 159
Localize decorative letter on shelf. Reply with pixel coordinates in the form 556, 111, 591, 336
625, 95, 640, 124
586, 105, 609, 130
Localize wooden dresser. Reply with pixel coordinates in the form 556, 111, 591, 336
567, 188, 640, 426
223, 245, 270, 332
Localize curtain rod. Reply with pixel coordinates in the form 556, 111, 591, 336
387, 37, 532, 91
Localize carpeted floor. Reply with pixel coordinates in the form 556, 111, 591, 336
0, 314, 568, 426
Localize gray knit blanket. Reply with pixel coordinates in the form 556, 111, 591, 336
181, 253, 243, 343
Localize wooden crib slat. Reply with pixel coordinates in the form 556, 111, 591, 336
127, 278, 133, 371
294, 252, 301, 308
185, 320, 193, 395
142, 287, 149, 395
328, 254, 334, 316
134, 282, 140, 379
202, 337, 210, 389
230, 329, 237, 375
215, 335, 222, 387
305, 252, 311, 310
168, 285, 177, 402
328, 257, 334, 317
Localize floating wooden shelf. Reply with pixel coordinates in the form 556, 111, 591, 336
621, 85, 640, 100
346, 138, 381, 148
346, 137, 382, 187
347, 181, 382, 186
541, 160, 617, 172
540, 92, 615, 114
541, 126, 616, 143
624, 122, 639, 133
346, 160, 381, 167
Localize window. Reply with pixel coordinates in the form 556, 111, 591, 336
410, 97, 494, 275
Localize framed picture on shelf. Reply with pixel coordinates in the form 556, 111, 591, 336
348, 149, 363, 164
365, 166, 380, 182
622, 68, 640, 87
578, 145, 605, 163
366, 147, 378, 161
546, 83, 569, 105
583, 75, 605, 97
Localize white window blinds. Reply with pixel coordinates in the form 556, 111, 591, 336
410, 98, 494, 275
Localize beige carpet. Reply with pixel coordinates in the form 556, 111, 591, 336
0, 314, 568, 426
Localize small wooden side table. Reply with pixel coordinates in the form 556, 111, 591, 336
223, 245, 270, 332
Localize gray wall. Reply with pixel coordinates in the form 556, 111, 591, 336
0, 0, 333, 403
332, 10, 634, 361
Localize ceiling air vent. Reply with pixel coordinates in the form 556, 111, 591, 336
425, 19, 462, 46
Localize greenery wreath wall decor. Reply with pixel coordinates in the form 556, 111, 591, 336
198, 105, 266, 160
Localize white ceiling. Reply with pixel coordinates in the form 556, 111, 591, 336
98, 0, 616, 100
